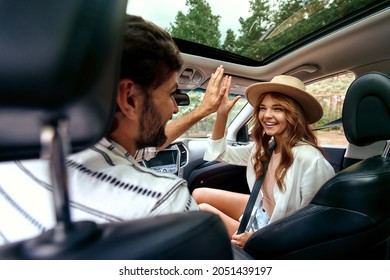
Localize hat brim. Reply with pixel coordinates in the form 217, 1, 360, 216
245, 82, 323, 124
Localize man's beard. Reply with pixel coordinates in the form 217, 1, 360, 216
135, 102, 167, 150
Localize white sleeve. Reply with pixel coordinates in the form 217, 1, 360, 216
203, 136, 254, 166
300, 157, 335, 207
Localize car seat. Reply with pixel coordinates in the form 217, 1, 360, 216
0, 0, 234, 259
342, 141, 387, 169
243, 71, 390, 259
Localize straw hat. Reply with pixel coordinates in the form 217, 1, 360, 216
245, 75, 323, 124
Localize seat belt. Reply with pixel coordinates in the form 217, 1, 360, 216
237, 146, 274, 234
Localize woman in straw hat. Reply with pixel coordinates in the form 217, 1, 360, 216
192, 75, 335, 248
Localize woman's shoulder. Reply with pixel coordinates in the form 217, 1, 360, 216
292, 143, 324, 159
292, 143, 335, 175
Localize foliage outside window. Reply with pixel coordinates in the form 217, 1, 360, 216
168, 0, 378, 62
307, 72, 355, 146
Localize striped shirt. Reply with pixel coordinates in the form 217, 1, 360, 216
0, 137, 198, 245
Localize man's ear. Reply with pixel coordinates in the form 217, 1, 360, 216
116, 79, 138, 119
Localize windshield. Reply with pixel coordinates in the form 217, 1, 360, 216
171, 89, 247, 138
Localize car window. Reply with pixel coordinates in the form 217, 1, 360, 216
171, 88, 247, 138
308, 72, 355, 146
127, 0, 380, 64
173, 72, 355, 143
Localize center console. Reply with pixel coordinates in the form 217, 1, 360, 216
142, 142, 188, 178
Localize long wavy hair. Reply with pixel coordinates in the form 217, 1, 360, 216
251, 92, 324, 192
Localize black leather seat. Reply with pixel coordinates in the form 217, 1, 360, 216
0, 0, 233, 259
243, 71, 390, 260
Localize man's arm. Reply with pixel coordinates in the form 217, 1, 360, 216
158, 65, 230, 151
160, 106, 211, 151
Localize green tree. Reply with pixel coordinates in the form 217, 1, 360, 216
235, 0, 271, 60
222, 29, 237, 52
273, 0, 306, 26
167, 0, 221, 48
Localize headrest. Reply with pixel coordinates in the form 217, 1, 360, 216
0, 0, 127, 161
342, 72, 390, 146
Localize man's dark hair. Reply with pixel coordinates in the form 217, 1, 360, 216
120, 15, 183, 90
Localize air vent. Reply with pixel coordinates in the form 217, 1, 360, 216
176, 143, 188, 167
178, 67, 204, 90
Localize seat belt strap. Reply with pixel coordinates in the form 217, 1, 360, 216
237, 146, 274, 234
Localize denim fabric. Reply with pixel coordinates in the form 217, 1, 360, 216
252, 200, 270, 231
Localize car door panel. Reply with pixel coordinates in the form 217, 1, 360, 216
188, 161, 250, 195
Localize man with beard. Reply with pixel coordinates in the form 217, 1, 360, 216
0, 15, 230, 245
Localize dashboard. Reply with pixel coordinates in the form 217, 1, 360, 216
138, 138, 250, 194
142, 142, 189, 178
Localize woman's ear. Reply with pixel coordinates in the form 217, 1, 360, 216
116, 79, 138, 120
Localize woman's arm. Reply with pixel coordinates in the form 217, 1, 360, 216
211, 76, 240, 140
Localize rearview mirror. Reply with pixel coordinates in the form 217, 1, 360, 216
173, 92, 190, 106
